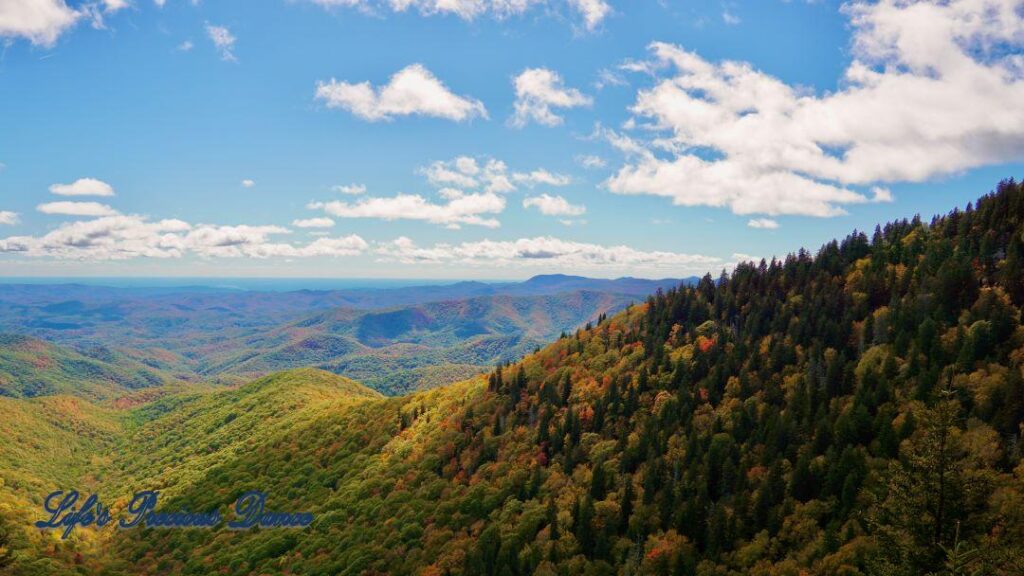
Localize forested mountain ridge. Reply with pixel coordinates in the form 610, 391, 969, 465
0, 283, 662, 396
2, 181, 1024, 576
0, 335, 173, 400
205, 290, 634, 394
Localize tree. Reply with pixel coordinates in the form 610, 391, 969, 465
0, 514, 14, 571
871, 394, 995, 573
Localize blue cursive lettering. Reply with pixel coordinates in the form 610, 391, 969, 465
35, 491, 111, 540
228, 491, 313, 529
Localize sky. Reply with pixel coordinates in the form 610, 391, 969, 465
0, 0, 1022, 280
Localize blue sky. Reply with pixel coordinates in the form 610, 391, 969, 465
0, 0, 1022, 279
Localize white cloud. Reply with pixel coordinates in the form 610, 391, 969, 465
871, 186, 893, 203
37, 201, 119, 217
511, 68, 592, 127
0, 211, 18, 226
299, 0, 609, 31
49, 178, 115, 197
747, 218, 779, 229
332, 183, 367, 195
607, 1, 1024, 219
512, 169, 571, 187
303, 155, 573, 230
315, 64, 487, 122
595, 68, 627, 90
310, 191, 505, 229
205, 23, 237, 61
305, 0, 364, 6
523, 194, 586, 216
102, 0, 130, 12
376, 235, 722, 273
177, 40, 194, 51
568, 0, 611, 31
292, 217, 335, 228
0, 214, 368, 260
722, 10, 740, 25
423, 157, 485, 188
241, 179, 255, 188
576, 154, 607, 169
0, 216, 188, 259
295, 235, 369, 257
388, 0, 539, 20
421, 156, 516, 193
0, 0, 81, 46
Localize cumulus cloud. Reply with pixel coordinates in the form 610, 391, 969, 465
102, 0, 129, 12
241, 179, 255, 188
305, 155, 576, 229
576, 154, 607, 169
512, 169, 572, 187
295, 235, 370, 257
376, 236, 721, 273
0, 214, 368, 260
37, 201, 119, 217
49, 178, 115, 197
292, 217, 336, 228
332, 183, 367, 195
421, 156, 523, 194
299, 0, 609, 31
422, 156, 572, 192
871, 186, 894, 203
206, 23, 237, 61
0, 0, 81, 46
568, 0, 611, 31
315, 64, 487, 122
747, 218, 779, 229
0, 211, 18, 226
310, 192, 505, 229
607, 1, 1024, 219
523, 194, 586, 216
511, 68, 592, 127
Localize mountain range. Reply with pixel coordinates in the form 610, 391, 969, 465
0, 275, 692, 396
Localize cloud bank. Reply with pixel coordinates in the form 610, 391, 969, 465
605, 0, 1024, 218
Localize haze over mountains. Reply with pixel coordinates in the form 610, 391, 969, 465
0, 274, 694, 396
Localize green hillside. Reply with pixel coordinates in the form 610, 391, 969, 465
0, 394, 123, 574
0, 335, 173, 400
2, 180, 1024, 575
204, 290, 633, 394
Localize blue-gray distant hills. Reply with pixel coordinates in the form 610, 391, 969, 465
0, 275, 697, 396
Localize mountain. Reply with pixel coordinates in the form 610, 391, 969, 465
203, 290, 637, 394
2, 181, 1023, 575
0, 277, 689, 394
0, 335, 173, 400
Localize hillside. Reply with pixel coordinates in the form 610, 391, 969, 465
0, 368, 384, 576
0, 335, 172, 400
0, 394, 123, 574
2, 181, 1023, 576
0, 280, 672, 395
202, 290, 635, 394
